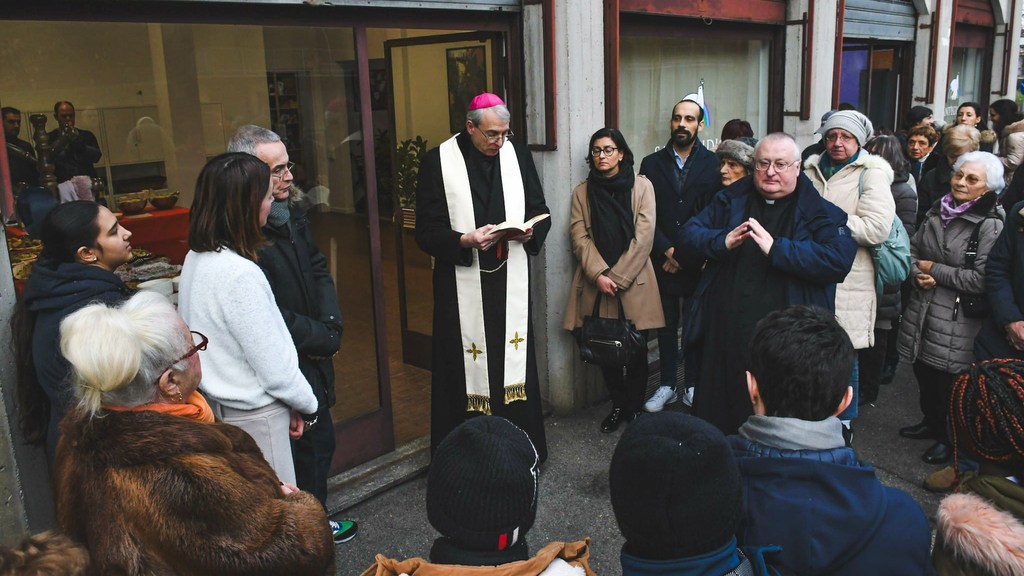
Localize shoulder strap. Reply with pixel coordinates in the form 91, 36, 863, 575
965, 217, 994, 270
857, 169, 866, 198
726, 549, 756, 576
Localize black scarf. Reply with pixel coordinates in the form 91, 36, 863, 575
587, 159, 636, 268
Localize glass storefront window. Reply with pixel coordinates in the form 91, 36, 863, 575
945, 47, 985, 124
619, 35, 769, 156
839, 43, 903, 131
0, 20, 381, 428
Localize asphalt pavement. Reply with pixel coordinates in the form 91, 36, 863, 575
332, 359, 946, 575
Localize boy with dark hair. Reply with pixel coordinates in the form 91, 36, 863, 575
731, 305, 936, 576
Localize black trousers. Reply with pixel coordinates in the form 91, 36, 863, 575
913, 360, 956, 445
858, 328, 888, 402
292, 401, 336, 509
601, 333, 649, 413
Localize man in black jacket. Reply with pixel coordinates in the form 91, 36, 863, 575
639, 97, 720, 412
228, 125, 356, 543
47, 101, 102, 183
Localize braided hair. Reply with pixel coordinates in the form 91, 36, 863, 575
949, 359, 1024, 490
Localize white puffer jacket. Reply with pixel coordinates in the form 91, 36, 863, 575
805, 152, 895, 349
996, 119, 1024, 186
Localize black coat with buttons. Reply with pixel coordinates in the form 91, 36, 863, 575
258, 206, 342, 409
639, 139, 721, 296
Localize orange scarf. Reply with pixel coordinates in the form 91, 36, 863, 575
105, 391, 215, 423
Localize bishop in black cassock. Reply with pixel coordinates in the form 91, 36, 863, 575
415, 97, 550, 462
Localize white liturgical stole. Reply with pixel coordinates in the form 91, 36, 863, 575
439, 134, 529, 414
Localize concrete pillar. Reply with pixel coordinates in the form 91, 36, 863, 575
529, 0, 607, 414
148, 24, 207, 207
0, 238, 54, 536
784, 0, 840, 147
910, 1, 935, 114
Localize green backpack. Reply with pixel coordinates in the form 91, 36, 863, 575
856, 170, 912, 294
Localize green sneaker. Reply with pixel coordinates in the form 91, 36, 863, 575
330, 520, 358, 543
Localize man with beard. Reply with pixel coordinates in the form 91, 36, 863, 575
228, 125, 357, 544
3, 106, 38, 188
415, 93, 551, 462
639, 95, 720, 412
679, 133, 857, 434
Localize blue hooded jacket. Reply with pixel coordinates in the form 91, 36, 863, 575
679, 173, 857, 344
728, 435, 936, 576
21, 257, 131, 457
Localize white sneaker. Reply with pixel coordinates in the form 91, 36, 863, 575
644, 386, 678, 412
681, 388, 694, 407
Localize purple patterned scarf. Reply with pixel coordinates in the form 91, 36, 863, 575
939, 193, 982, 228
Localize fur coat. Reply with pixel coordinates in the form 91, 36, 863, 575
52, 407, 335, 575
933, 473, 1024, 576
361, 540, 595, 576
805, 152, 896, 349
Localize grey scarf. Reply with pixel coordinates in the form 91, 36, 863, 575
738, 415, 845, 451
267, 199, 290, 229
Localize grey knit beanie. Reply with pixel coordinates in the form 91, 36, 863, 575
816, 110, 874, 147
715, 139, 756, 173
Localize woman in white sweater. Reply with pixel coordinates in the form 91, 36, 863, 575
178, 153, 318, 484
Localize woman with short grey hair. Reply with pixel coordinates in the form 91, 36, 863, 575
898, 150, 1006, 465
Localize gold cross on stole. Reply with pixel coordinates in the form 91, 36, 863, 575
509, 332, 525, 350
466, 343, 483, 361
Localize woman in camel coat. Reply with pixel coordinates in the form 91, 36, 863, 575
564, 128, 664, 433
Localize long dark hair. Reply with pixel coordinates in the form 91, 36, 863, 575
585, 127, 633, 170
12, 201, 104, 445
990, 99, 1024, 133
188, 153, 271, 262
864, 135, 911, 180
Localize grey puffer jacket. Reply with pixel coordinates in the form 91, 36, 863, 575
897, 192, 1004, 373
876, 173, 918, 323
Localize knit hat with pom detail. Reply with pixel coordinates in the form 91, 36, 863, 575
427, 415, 539, 552
609, 412, 743, 560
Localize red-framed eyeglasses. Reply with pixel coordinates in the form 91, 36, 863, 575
177, 331, 208, 363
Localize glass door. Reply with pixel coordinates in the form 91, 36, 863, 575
840, 41, 909, 131
384, 32, 501, 370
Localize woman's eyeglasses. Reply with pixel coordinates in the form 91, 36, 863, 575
591, 146, 618, 158
154, 331, 207, 385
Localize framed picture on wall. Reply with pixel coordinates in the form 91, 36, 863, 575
446, 45, 488, 135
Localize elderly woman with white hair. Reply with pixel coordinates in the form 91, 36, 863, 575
51, 291, 335, 575
898, 151, 1006, 465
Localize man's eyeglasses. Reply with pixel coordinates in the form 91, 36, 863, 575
591, 146, 619, 158
271, 162, 295, 180
477, 128, 513, 144
754, 159, 800, 172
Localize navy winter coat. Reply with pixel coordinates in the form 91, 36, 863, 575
729, 435, 937, 576
21, 258, 131, 457
679, 173, 857, 344
258, 206, 342, 409
639, 140, 721, 296
975, 200, 1024, 360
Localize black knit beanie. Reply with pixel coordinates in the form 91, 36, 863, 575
427, 416, 539, 552
609, 412, 743, 560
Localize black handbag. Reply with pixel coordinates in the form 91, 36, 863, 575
575, 293, 645, 368
955, 220, 991, 320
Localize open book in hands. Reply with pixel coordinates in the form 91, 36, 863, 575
486, 213, 550, 241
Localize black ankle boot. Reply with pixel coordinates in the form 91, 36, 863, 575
601, 408, 624, 433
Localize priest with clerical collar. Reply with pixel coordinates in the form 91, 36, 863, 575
415, 93, 551, 462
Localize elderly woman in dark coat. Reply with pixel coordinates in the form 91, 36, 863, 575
898, 151, 1005, 466
564, 128, 664, 433
52, 291, 334, 575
